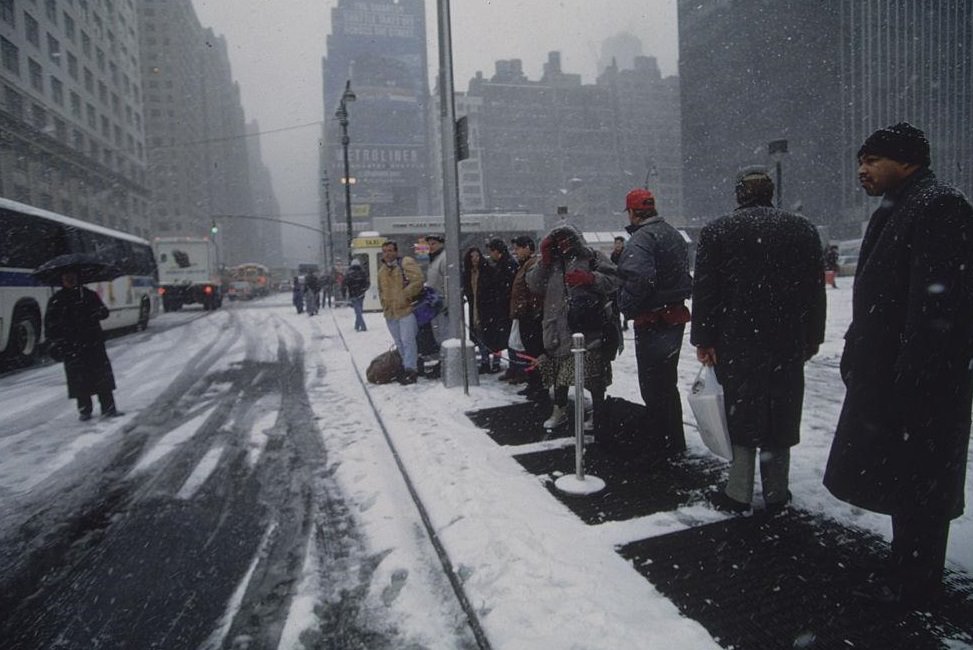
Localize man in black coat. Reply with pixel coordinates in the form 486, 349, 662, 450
45, 270, 121, 421
824, 123, 973, 607
691, 168, 826, 515
617, 188, 693, 453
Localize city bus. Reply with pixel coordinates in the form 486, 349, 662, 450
0, 197, 158, 366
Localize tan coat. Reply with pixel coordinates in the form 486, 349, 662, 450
377, 256, 424, 320
509, 254, 543, 320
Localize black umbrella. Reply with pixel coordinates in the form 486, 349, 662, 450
32, 253, 122, 285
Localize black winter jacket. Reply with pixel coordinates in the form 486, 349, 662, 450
825, 169, 973, 519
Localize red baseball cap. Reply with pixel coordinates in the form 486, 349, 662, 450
625, 188, 656, 211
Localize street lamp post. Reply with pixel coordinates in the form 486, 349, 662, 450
768, 139, 788, 209
335, 80, 356, 263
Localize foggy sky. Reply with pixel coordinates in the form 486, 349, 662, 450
190, 0, 679, 265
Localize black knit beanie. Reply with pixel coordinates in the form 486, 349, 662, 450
857, 122, 931, 168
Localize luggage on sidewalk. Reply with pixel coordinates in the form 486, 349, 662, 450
366, 349, 403, 384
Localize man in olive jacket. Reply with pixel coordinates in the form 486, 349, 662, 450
824, 123, 973, 607
377, 240, 424, 384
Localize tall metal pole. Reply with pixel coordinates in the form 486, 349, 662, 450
436, 0, 470, 391
322, 171, 334, 270
341, 118, 353, 263
336, 80, 355, 265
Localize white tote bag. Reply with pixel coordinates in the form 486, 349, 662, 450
508, 319, 524, 352
687, 365, 733, 460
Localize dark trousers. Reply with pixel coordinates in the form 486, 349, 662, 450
77, 392, 115, 416
634, 323, 685, 449
891, 511, 950, 597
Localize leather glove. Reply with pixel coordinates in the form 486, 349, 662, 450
540, 237, 554, 267
564, 268, 595, 287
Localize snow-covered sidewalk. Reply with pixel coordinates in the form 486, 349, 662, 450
310, 286, 972, 648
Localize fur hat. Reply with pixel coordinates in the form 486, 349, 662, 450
858, 122, 931, 168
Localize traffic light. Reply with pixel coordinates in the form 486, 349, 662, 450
210, 221, 219, 235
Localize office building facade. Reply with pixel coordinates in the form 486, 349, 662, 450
139, 1, 277, 266
678, 0, 972, 235
322, 0, 432, 240
1, 0, 149, 235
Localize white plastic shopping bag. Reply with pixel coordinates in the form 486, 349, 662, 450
508, 319, 524, 351
688, 364, 733, 460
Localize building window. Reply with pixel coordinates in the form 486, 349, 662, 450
24, 12, 39, 47
70, 90, 81, 117
63, 13, 75, 42
4, 85, 24, 119
73, 128, 84, 150
31, 102, 46, 130
45, 0, 56, 24
100, 113, 108, 137
85, 101, 94, 127
1, 0, 14, 27
1, 37, 18, 76
81, 30, 90, 57
53, 116, 66, 141
95, 46, 104, 71
50, 75, 63, 105
28, 58, 42, 91
67, 50, 77, 79
46, 33, 60, 65
97, 80, 106, 104
83, 66, 93, 91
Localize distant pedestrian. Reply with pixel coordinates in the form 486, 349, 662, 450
304, 270, 321, 315
321, 268, 335, 307
527, 225, 621, 435
377, 240, 424, 385
45, 271, 123, 421
292, 276, 304, 314
824, 245, 839, 288
344, 258, 369, 331
616, 188, 692, 454
692, 167, 826, 515
824, 123, 973, 608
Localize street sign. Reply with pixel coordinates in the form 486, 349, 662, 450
456, 116, 470, 161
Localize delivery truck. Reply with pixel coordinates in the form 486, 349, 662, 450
153, 237, 222, 311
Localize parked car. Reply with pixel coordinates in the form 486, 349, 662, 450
227, 281, 254, 301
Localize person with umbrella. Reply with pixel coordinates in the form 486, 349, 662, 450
36, 254, 123, 421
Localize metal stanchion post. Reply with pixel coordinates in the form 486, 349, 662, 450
555, 333, 606, 495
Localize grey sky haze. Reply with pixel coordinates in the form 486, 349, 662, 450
190, 0, 679, 264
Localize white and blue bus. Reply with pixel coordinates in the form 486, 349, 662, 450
0, 197, 158, 365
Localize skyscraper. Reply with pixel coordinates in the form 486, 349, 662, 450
322, 0, 431, 243
678, 0, 973, 236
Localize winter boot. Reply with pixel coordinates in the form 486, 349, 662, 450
543, 404, 568, 430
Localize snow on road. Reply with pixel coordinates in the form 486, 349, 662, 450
0, 289, 970, 649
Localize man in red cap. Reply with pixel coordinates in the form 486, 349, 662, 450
616, 188, 693, 454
